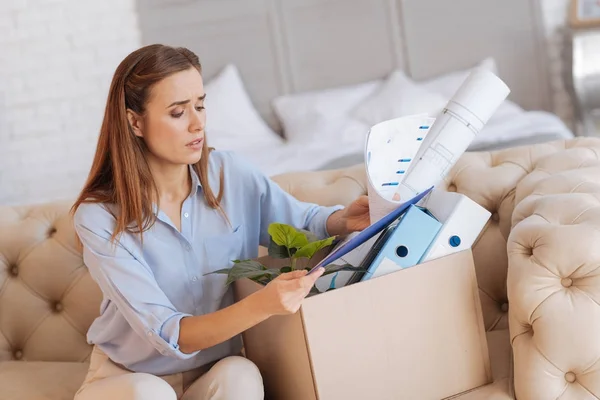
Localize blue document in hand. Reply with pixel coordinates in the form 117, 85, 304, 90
308, 186, 434, 274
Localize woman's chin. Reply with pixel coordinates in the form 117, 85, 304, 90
188, 157, 202, 165
183, 153, 202, 165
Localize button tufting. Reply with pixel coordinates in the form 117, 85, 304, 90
491, 212, 499, 222
565, 372, 576, 383
561, 278, 573, 288
10, 265, 18, 276
54, 302, 64, 312
447, 184, 457, 192
14, 350, 23, 360
47, 226, 57, 237
501, 303, 509, 312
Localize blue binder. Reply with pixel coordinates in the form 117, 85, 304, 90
361, 205, 442, 281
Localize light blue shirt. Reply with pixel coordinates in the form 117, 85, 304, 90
74, 150, 343, 375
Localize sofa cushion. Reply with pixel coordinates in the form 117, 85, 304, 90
0, 361, 88, 400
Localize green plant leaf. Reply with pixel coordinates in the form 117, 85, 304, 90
208, 267, 236, 275
280, 266, 292, 273
251, 276, 272, 285
205, 260, 279, 286
322, 263, 367, 276
268, 223, 308, 250
267, 239, 295, 259
293, 236, 336, 259
250, 268, 282, 285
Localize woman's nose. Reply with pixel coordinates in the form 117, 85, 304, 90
189, 110, 205, 132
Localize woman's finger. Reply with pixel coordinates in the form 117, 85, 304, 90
300, 267, 324, 289
277, 269, 308, 280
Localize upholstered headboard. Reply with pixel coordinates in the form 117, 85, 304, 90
137, 0, 551, 131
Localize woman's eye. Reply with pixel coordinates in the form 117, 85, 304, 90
171, 111, 184, 118
195, 106, 205, 112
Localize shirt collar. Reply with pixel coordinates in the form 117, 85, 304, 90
151, 165, 203, 216
188, 164, 203, 197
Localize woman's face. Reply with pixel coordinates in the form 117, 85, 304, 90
131, 67, 206, 166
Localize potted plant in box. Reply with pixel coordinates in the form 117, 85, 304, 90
206, 222, 363, 293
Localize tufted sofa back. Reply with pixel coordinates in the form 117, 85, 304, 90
441, 137, 600, 338
0, 203, 102, 362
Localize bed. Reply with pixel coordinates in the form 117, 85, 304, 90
137, 0, 575, 176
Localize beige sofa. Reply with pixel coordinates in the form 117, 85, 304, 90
2, 137, 600, 400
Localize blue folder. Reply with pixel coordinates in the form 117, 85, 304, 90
308, 187, 433, 274
360, 205, 442, 281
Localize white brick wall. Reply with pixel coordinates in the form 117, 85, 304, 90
0, 0, 578, 206
0, 0, 141, 206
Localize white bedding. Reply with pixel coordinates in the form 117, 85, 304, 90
204, 62, 575, 177
228, 110, 575, 177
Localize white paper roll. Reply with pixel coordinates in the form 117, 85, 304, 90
392, 68, 510, 202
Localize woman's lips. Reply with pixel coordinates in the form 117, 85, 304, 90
186, 138, 203, 149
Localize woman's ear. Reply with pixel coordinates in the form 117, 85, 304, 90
126, 109, 144, 138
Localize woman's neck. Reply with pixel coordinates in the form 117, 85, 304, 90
147, 157, 191, 204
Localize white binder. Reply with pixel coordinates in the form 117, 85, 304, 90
420, 189, 491, 262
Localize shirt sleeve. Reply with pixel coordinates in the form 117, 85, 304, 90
226, 152, 344, 247
73, 204, 199, 360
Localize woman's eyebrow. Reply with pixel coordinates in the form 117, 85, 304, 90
166, 94, 206, 109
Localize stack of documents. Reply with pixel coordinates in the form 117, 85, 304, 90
314, 67, 510, 289
313, 115, 491, 290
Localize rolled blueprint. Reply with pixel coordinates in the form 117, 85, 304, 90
392, 68, 510, 202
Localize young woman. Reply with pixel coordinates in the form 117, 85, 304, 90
71, 44, 370, 400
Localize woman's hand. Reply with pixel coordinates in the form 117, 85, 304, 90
343, 195, 370, 233
257, 268, 325, 316
326, 195, 371, 236
179, 267, 324, 353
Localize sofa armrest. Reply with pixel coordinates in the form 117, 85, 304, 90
508, 174, 600, 398
269, 163, 366, 207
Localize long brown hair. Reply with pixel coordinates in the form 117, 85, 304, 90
71, 44, 224, 242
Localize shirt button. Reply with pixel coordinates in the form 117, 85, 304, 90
185, 243, 192, 251
192, 276, 198, 282
183, 212, 189, 218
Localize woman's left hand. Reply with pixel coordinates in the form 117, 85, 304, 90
326, 195, 371, 236
343, 195, 370, 233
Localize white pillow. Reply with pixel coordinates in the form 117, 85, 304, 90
421, 57, 499, 99
272, 80, 381, 143
352, 69, 448, 126
203, 64, 282, 151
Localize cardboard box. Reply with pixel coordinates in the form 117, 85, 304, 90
234, 249, 492, 400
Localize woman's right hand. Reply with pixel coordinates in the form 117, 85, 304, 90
258, 267, 325, 316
